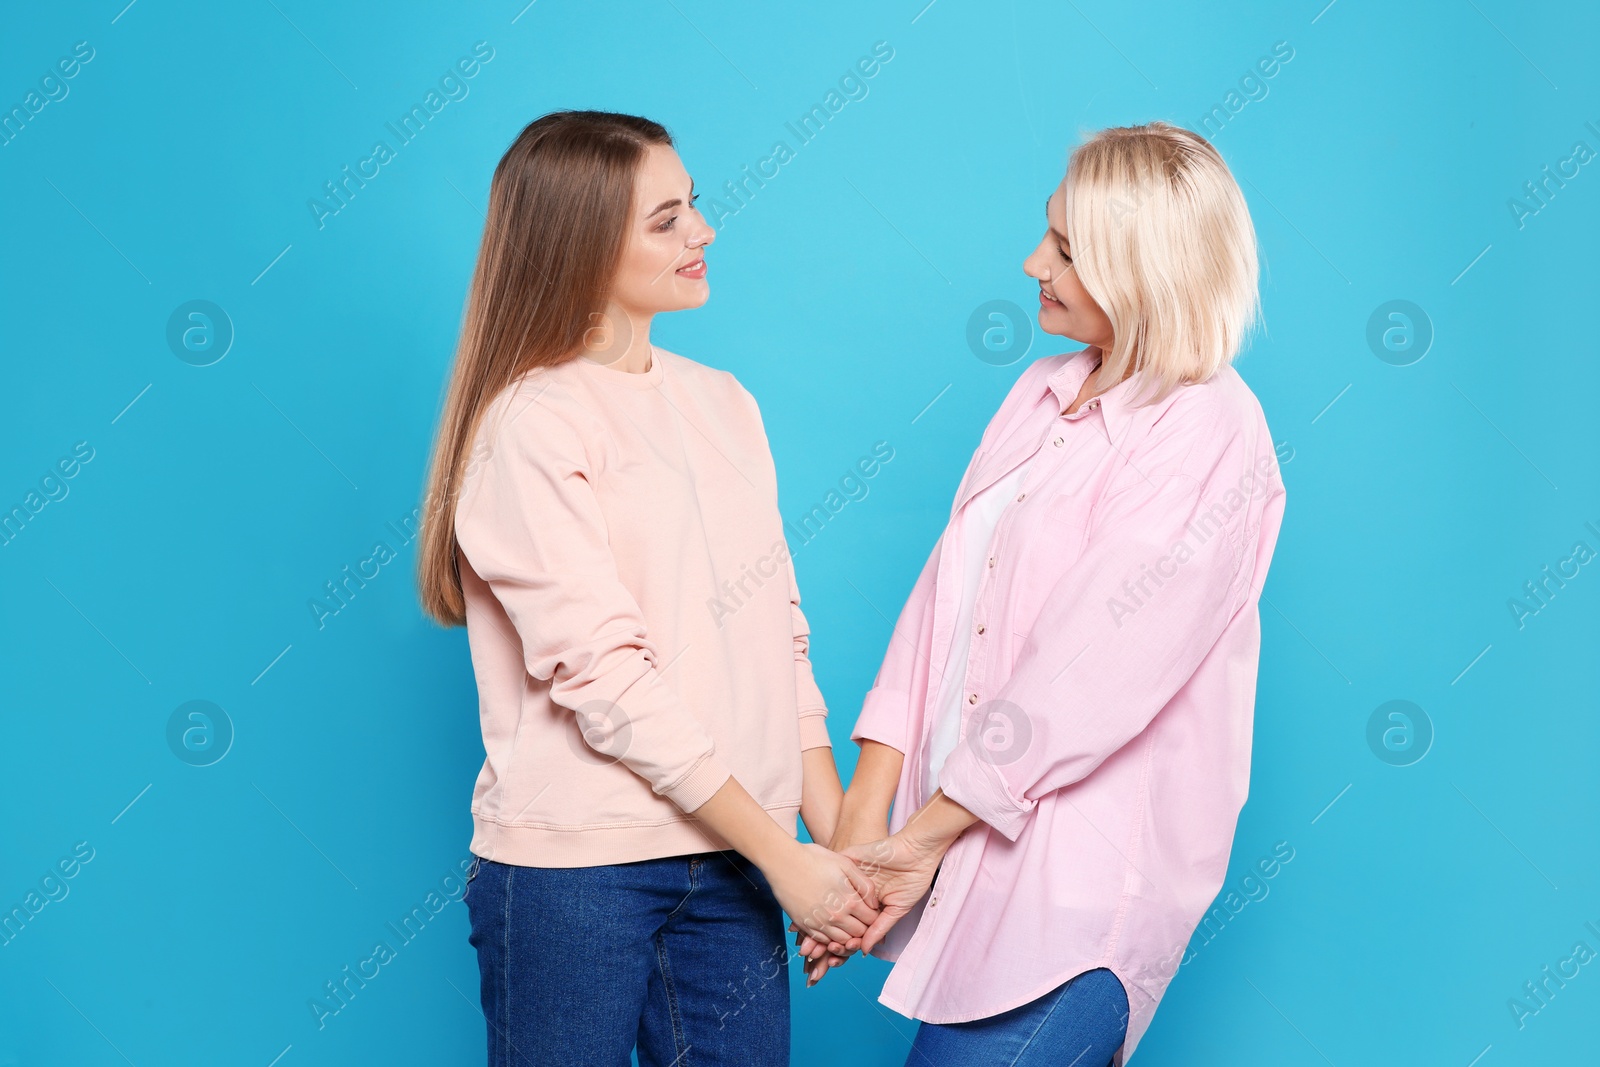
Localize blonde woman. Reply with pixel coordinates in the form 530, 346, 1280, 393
416, 111, 878, 1066
795, 122, 1289, 1065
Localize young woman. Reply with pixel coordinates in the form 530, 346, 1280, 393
416, 110, 879, 1066
794, 122, 1289, 1065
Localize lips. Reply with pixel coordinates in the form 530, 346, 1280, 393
1039, 286, 1062, 307
676, 257, 707, 280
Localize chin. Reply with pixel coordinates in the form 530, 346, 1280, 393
643, 293, 703, 315
674, 285, 711, 310
1036, 314, 1074, 339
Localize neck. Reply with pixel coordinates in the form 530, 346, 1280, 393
580, 305, 654, 372
1090, 344, 1131, 391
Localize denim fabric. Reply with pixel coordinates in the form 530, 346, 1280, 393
904, 967, 1129, 1066
463, 848, 790, 1066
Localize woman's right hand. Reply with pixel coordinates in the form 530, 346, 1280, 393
765, 841, 880, 949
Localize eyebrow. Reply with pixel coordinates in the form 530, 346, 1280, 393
648, 181, 697, 217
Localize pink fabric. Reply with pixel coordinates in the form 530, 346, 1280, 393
851, 348, 1286, 1062
453, 347, 831, 869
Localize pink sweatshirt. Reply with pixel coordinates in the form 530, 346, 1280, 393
853, 349, 1286, 1063
452, 346, 831, 868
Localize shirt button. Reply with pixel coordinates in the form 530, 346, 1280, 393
929, 892, 938, 907
987, 557, 995, 568
968, 693, 978, 704
975, 623, 985, 634
1016, 492, 1026, 502
1053, 437, 1064, 447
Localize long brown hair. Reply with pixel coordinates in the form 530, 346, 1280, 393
416, 110, 672, 627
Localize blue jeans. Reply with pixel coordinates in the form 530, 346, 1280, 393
462, 848, 790, 1066
905, 967, 1129, 1066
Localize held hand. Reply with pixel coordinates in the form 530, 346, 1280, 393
790, 923, 852, 986
788, 810, 894, 984
841, 828, 950, 956
767, 842, 881, 949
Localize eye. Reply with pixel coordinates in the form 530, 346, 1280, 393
1057, 244, 1073, 266
657, 193, 700, 232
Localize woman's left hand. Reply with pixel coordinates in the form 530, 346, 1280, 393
794, 788, 976, 987
840, 829, 950, 955
799, 827, 956, 981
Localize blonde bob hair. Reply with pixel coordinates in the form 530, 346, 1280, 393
1063, 121, 1259, 405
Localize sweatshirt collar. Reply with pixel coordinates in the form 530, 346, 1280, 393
570, 344, 665, 388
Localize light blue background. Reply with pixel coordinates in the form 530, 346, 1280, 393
3, 1, 1596, 1064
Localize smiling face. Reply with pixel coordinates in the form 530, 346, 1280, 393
610, 142, 714, 317
1023, 183, 1115, 352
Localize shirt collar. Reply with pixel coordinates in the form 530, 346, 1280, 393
1046, 347, 1136, 442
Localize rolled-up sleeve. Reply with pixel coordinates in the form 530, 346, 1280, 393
453, 395, 733, 813
939, 420, 1268, 841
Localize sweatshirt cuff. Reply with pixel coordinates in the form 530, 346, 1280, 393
660, 750, 734, 813
850, 685, 911, 754
798, 710, 832, 751
937, 741, 1033, 841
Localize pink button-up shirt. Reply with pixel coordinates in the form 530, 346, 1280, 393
851, 347, 1287, 1062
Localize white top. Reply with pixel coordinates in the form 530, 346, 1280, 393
921, 453, 1037, 805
